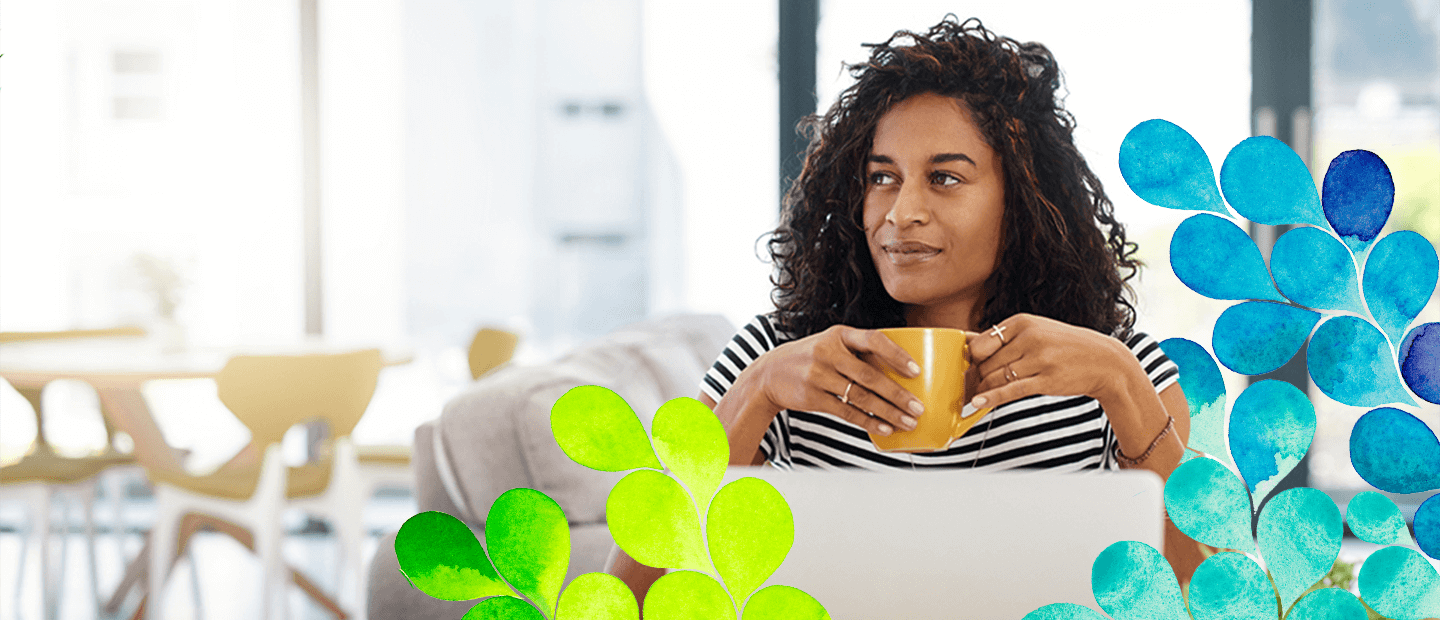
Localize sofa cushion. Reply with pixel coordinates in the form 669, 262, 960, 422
433, 314, 735, 525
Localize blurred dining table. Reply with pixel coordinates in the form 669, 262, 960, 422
0, 333, 414, 470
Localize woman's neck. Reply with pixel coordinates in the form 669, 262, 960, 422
903, 299, 986, 331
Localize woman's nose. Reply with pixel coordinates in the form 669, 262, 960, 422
885, 180, 931, 226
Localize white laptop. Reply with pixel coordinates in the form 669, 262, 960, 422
724, 467, 1166, 620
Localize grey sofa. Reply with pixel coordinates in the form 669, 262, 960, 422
367, 314, 736, 619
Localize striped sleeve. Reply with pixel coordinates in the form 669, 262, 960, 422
699, 315, 789, 464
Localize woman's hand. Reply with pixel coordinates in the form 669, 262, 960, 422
747, 325, 926, 436
964, 313, 1134, 410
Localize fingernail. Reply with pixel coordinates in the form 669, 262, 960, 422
877, 423, 893, 436
901, 415, 917, 429
972, 396, 988, 407
908, 361, 921, 376
909, 400, 924, 415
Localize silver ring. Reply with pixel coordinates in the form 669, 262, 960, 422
989, 324, 1008, 345
1005, 365, 1018, 383
842, 381, 854, 406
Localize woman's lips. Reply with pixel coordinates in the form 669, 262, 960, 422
882, 241, 941, 266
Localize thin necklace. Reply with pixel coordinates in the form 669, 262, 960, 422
971, 410, 998, 469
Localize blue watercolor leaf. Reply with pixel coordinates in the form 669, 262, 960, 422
1158, 338, 1230, 466
1090, 541, 1189, 620
1322, 150, 1394, 256
1271, 226, 1365, 313
1228, 380, 1315, 505
1185, 552, 1275, 620
1350, 407, 1440, 494
1256, 487, 1343, 611
1212, 301, 1320, 376
1308, 316, 1415, 407
1363, 231, 1440, 347
1417, 494, 1440, 561
1163, 457, 1256, 552
1357, 545, 1440, 620
1021, 603, 1111, 620
1219, 136, 1328, 228
1345, 491, 1416, 547
1400, 322, 1440, 405
1287, 588, 1370, 620
1171, 214, 1285, 302
1118, 119, 1229, 215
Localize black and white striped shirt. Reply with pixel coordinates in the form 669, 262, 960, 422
701, 314, 1180, 472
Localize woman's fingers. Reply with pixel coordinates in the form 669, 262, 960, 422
834, 361, 920, 431
839, 327, 921, 378
818, 379, 903, 435
971, 376, 1043, 410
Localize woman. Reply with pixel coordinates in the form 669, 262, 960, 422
609, 16, 1201, 602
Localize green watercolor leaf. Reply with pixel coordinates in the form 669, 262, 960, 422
1021, 603, 1111, 620
487, 489, 570, 618
554, 572, 638, 620
606, 469, 709, 572
1163, 457, 1256, 552
642, 571, 735, 620
1185, 552, 1275, 620
462, 595, 545, 620
551, 386, 663, 472
651, 397, 729, 517
1256, 488, 1342, 611
1090, 541, 1190, 620
741, 585, 829, 620
395, 511, 516, 601
708, 477, 794, 602
1345, 491, 1415, 547
1357, 545, 1440, 620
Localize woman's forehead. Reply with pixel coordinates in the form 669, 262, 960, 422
869, 93, 990, 161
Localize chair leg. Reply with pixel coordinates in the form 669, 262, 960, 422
146, 491, 177, 620
84, 482, 102, 619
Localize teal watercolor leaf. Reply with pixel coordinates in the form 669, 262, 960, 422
1212, 301, 1321, 376
1308, 316, 1415, 407
1357, 545, 1440, 620
1417, 494, 1440, 561
1118, 119, 1230, 215
1158, 338, 1230, 466
605, 469, 709, 573
708, 477, 793, 603
1164, 457, 1256, 552
642, 571, 735, 620
553, 573, 638, 620
1346, 491, 1416, 547
650, 397, 728, 518
1021, 603, 1112, 620
487, 488, 570, 618
395, 511, 517, 601
741, 585, 830, 620
1185, 552, 1275, 620
1219, 135, 1328, 227
1170, 214, 1286, 302
551, 385, 664, 472
1350, 407, 1440, 494
1287, 588, 1369, 620
1256, 488, 1342, 610
463, 595, 545, 620
1362, 230, 1439, 346
1322, 149, 1394, 256
1090, 541, 1189, 620
1271, 226, 1365, 313
1228, 380, 1315, 504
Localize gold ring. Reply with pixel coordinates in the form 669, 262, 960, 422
990, 324, 1008, 345
1005, 365, 1018, 383
842, 382, 854, 406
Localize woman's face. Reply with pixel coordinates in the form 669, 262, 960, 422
862, 92, 1005, 325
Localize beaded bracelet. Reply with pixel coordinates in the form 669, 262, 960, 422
1116, 415, 1175, 467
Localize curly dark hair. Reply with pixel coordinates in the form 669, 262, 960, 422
768, 16, 1140, 340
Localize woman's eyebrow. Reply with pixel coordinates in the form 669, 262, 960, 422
863, 153, 975, 165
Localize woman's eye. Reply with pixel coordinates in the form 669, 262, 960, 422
868, 172, 897, 186
932, 172, 961, 186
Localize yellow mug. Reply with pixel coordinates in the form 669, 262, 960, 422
866, 327, 994, 453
